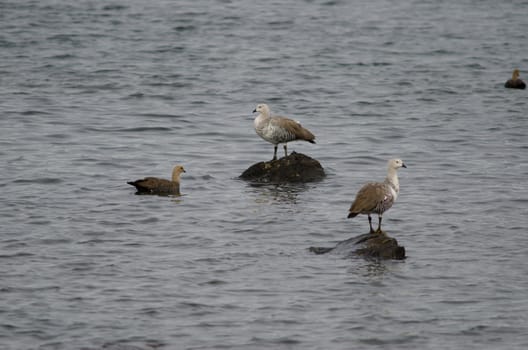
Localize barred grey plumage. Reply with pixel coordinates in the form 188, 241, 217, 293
347, 159, 406, 233
253, 103, 316, 161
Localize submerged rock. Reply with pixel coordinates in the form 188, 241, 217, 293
240, 152, 325, 183
309, 231, 406, 260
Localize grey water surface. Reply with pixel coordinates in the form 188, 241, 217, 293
1, 0, 528, 349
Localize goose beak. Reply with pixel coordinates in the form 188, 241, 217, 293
252, 109, 257, 113
402, 163, 407, 168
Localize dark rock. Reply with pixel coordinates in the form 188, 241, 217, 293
240, 152, 325, 183
309, 231, 406, 260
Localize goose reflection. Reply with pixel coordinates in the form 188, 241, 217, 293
246, 182, 311, 204
347, 259, 405, 278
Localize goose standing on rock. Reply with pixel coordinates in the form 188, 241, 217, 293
348, 159, 406, 234
253, 103, 316, 161
504, 69, 526, 89
128, 165, 185, 195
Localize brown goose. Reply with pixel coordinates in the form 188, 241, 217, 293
504, 69, 526, 89
348, 159, 406, 234
253, 103, 316, 161
128, 165, 185, 195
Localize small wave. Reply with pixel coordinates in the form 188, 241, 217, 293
102, 4, 128, 11
20, 110, 52, 116
124, 92, 145, 99
49, 53, 76, 60
173, 25, 196, 32
198, 279, 227, 286
47, 133, 71, 139
137, 217, 159, 224
0, 252, 34, 259
133, 113, 192, 120
13, 178, 62, 185
84, 126, 173, 133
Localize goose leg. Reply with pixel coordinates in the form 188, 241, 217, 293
375, 216, 383, 233
283, 144, 288, 157
273, 145, 278, 161
368, 215, 375, 234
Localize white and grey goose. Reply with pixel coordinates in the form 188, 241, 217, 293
347, 159, 407, 233
252, 103, 316, 161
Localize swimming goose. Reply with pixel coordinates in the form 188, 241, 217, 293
128, 165, 185, 195
504, 69, 526, 89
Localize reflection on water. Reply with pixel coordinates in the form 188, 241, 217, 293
169, 196, 185, 204
349, 259, 396, 278
246, 182, 311, 204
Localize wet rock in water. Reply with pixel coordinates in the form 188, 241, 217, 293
309, 231, 406, 260
240, 152, 325, 183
